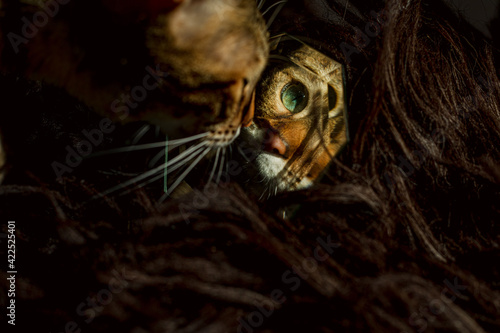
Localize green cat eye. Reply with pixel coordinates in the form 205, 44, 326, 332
281, 82, 309, 114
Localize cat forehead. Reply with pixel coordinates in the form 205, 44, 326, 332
287, 45, 343, 80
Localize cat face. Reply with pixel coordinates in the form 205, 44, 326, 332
0, 0, 268, 143
239, 38, 348, 196
0, 0, 269, 188
141, 0, 269, 144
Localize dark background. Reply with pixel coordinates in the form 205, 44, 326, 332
448, 0, 499, 38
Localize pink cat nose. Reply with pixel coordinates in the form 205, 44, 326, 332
264, 129, 287, 156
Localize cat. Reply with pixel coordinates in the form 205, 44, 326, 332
3, 1, 500, 333
237, 36, 348, 197
0, 0, 269, 183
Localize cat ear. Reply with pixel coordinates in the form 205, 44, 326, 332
324, 66, 346, 119
327, 84, 344, 118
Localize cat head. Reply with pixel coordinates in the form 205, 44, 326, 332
139, 0, 269, 144
0, 0, 269, 144
240, 37, 348, 196
0, 0, 270, 189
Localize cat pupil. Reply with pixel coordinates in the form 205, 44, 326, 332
281, 82, 308, 113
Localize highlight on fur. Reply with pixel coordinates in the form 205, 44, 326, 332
1, 0, 500, 332
237, 36, 349, 197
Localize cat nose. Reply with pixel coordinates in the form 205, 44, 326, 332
264, 128, 287, 156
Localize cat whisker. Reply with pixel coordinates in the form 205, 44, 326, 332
266, 4, 287, 29
167, 140, 208, 169
216, 148, 226, 184
88, 132, 209, 158
163, 145, 209, 181
167, 132, 210, 145
93, 161, 168, 199
127, 137, 218, 195
259, 188, 267, 201
148, 149, 166, 168
118, 140, 209, 195
160, 147, 212, 201
262, 0, 288, 16
257, 0, 267, 10
131, 124, 152, 145
99, 169, 137, 177
88, 141, 168, 158
116, 172, 165, 197
207, 147, 222, 186
237, 146, 252, 162
94, 141, 208, 199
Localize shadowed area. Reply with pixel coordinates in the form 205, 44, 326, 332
1, 0, 500, 332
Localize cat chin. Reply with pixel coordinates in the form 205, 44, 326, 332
255, 154, 313, 192
240, 126, 313, 195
